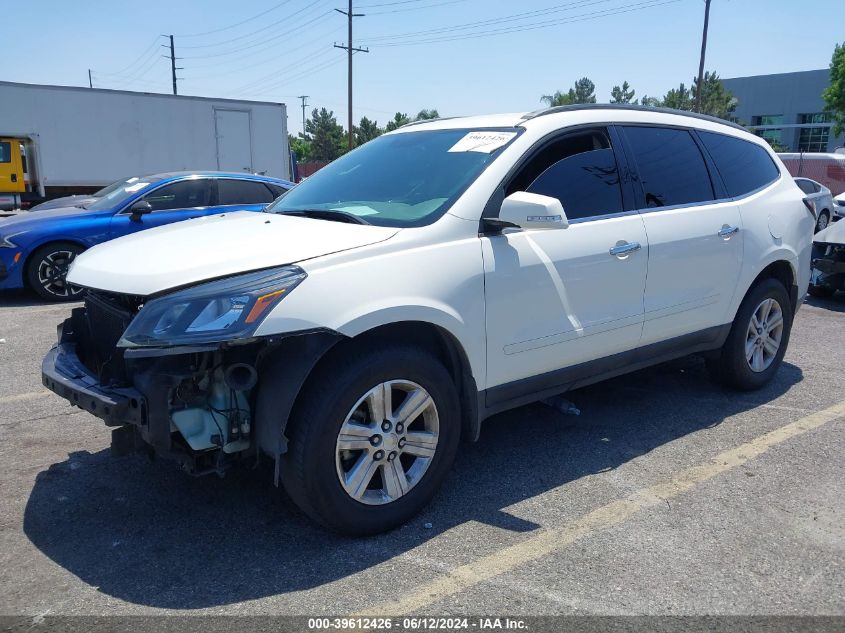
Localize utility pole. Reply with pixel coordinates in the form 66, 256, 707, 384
163, 34, 183, 95
334, 1, 368, 150
694, 0, 712, 113
88, 69, 93, 89
298, 95, 309, 137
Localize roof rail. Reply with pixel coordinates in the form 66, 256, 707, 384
520, 103, 746, 132
400, 116, 458, 128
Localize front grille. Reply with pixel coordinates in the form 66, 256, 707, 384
75, 290, 142, 384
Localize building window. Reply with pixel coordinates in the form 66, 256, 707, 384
798, 126, 830, 152
751, 114, 784, 126
799, 112, 831, 124
755, 129, 783, 145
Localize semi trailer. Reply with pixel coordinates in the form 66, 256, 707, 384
0, 81, 290, 210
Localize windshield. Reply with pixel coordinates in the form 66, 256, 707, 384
85, 176, 163, 211
93, 176, 140, 198
267, 128, 519, 227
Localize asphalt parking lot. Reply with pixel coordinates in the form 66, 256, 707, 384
0, 290, 843, 618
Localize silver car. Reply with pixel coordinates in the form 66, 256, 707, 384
795, 177, 835, 232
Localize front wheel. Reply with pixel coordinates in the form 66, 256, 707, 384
26, 242, 85, 301
280, 345, 460, 535
707, 278, 793, 390
815, 210, 830, 233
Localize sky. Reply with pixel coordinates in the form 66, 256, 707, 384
5, 0, 844, 136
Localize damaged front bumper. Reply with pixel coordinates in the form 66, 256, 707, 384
42, 307, 343, 478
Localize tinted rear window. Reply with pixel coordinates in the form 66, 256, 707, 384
622, 126, 714, 208
698, 131, 780, 198
217, 179, 276, 205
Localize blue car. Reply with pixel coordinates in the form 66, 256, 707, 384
0, 171, 292, 300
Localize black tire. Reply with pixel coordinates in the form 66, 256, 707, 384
280, 345, 460, 535
815, 210, 830, 233
807, 284, 835, 298
26, 242, 85, 302
707, 278, 793, 391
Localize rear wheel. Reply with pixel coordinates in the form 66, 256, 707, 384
280, 345, 460, 535
707, 278, 793, 390
26, 242, 85, 301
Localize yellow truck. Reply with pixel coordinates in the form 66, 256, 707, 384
0, 138, 27, 211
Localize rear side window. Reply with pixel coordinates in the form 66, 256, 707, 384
0, 142, 11, 163
698, 131, 780, 198
267, 183, 288, 197
217, 179, 276, 205
142, 179, 212, 211
507, 129, 625, 221
622, 126, 714, 208
796, 179, 817, 195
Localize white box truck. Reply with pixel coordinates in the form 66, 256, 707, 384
0, 81, 290, 210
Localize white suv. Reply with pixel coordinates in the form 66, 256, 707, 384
43, 106, 814, 535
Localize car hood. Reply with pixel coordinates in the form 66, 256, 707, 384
29, 195, 97, 212
0, 205, 98, 234
68, 211, 400, 296
814, 218, 845, 245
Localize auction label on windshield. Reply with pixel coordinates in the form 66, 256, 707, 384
448, 131, 517, 154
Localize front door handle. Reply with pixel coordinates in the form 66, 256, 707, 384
609, 241, 642, 257
718, 225, 740, 238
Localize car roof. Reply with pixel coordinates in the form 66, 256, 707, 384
392, 104, 749, 139
149, 171, 292, 185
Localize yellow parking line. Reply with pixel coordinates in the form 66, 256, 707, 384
356, 399, 845, 616
0, 391, 52, 405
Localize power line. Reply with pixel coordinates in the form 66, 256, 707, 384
106, 36, 164, 76
365, 0, 469, 15
175, 0, 298, 37
371, 0, 684, 47
181, 7, 331, 59
178, 0, 327, 49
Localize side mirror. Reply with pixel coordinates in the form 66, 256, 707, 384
496, 192, 568, 230
129, 200, 153, 221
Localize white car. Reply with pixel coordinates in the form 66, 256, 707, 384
809, 218, 845, 298
833, 191, 845, 221
794, 177, 835, 232
42, 106, 814, 534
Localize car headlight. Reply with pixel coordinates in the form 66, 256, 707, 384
118, 266, 306, 348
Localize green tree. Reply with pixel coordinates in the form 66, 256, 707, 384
542, 77, 596, 106
385, 112, 411, 132
305, 107, 344, 161
640, 94, 662, 107
692, 71, 737, 119
355, 116, 382, 145
662, 83, 694, 111
415, 108, 440, 120
823, 42, 845, 136
288, 134, 311, 162
610, 81, 637, 104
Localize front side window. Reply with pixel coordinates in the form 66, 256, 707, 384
217, 179, 276, 205
698, 131, 780, 198
622, 126, 714, 208
141, 179, 212, 211
506, 129, 624, 221
267, 128, 518, 227
85, 176, 164, 211
0, 142, 11, 163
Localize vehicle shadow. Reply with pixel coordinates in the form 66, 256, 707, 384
22, 357, 803, 609
804, 293, 845, 312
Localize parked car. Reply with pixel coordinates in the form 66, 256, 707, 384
0, 172, 291, 300
43, 106, 813, 535
27, 177, 135, 212
794, 177, 835, 232
808, 219, 845, 298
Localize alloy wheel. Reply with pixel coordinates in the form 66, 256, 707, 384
335, 380, 439, 505
745, 297, 784, 372
36, 250, 83, 299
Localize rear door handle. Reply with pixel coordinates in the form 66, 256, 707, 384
609, 241, 641, 257
718, 225, 740, 238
